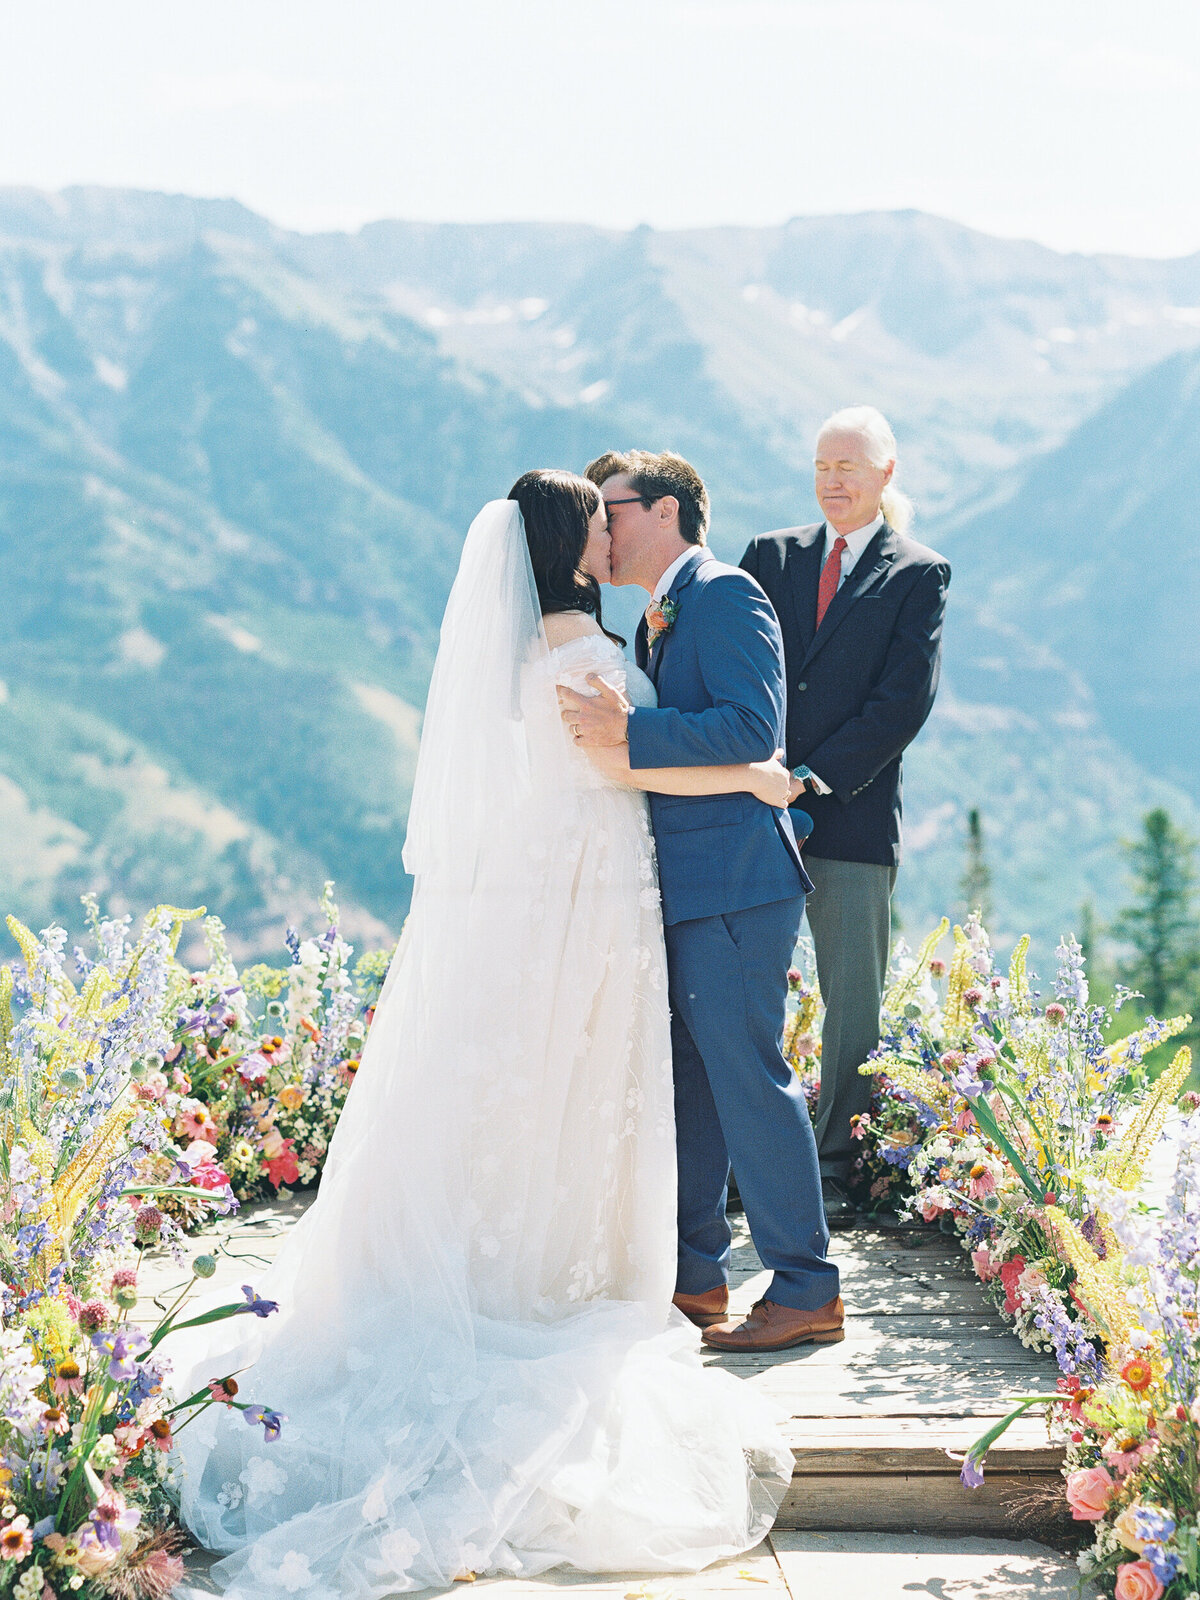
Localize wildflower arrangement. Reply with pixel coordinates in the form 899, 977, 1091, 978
0, 905, 283, 1597
784, 962, 822, 1121
160, 887, 390, 1206
858, 915, 1197, 1592
858, 917, 1190, 1365
1053, 1119, 1200, 1599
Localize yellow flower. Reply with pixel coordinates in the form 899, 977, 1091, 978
1106, 1046, 1192, 1191
1113, 1505, 1148, 1554
277, 1084, 306, 1112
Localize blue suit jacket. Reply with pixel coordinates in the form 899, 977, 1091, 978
628, 548, 812, 926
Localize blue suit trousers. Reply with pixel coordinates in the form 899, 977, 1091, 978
667, 894, 840, 1312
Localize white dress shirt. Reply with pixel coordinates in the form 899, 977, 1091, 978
652, 547, 699, 604
823, 513, 883, 591
802, 515, 884, 797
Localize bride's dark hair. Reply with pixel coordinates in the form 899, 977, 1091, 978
508, 470, 625, 646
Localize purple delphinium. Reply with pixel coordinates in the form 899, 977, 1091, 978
1029, 1286, 1101, 1381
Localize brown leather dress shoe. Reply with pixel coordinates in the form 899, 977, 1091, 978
672, 1285, 730, 1328
701, 1296, 845, 1351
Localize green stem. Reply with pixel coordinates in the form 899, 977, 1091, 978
962, 1393, 1064, 1480
149, 1300, 248, 1350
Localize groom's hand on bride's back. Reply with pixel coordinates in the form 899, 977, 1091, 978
557, 675, 631, 747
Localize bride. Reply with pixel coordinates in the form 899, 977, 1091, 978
174, 471, 796, 1597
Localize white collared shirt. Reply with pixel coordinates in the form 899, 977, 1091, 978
653, 547, 699, 603
823, 513, 883, 590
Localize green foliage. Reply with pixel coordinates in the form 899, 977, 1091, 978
960, 807, 993, 926
1113, 808, 1200, 1018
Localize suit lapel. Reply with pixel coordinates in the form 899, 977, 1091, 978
783, 526, 825, 661
649, 548, 708, 688
801, 523, 897, 670
634, 612, 649, 673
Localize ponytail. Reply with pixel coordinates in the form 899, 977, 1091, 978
881, 484, 914, 535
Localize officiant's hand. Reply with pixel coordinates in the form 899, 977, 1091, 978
557, 676, 631, 747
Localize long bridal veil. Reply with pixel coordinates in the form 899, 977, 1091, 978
173, 501, 792, 1598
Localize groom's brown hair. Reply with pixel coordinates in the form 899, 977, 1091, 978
584, 449, 710, 547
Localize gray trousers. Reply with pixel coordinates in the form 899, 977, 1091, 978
804, 856, 897, 1180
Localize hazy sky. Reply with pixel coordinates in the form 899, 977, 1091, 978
4, 0, 1199, 255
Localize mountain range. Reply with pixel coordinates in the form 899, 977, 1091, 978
0, 185, 1197, 962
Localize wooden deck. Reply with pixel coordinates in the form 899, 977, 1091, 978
706, 1215, 1065, 1533
142, 1196, 1066, 1538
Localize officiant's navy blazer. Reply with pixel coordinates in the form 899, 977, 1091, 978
741, 521, 950, 867
629, 547, 812, 925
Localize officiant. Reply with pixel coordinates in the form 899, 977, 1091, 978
741, 407, 951, 1226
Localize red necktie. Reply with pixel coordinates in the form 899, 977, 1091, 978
815, 535, 848, 630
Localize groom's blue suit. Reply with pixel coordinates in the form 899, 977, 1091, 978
629, 548, 840, 1312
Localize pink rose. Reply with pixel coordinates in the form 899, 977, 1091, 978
1114, 1560, 1164, 1600
1017, 1265, 1047, 1300
1064, 1464, 1116, 1521
971, 1246, 998, 1282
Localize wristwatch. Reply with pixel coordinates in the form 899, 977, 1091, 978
790, 764, 813, 784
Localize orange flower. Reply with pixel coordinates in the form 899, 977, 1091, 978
1121, 1357, 1153, 1393
277, 1084, 306, 1112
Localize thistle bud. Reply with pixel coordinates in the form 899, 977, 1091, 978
56, 1068, 86, 1094
114, 1285, 139, 1312
192, 1254, 218, 1279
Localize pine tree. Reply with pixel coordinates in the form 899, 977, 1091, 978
960, 807, 993, 926
1113, 808, 1200, 1016
1078, 900, 1098, 967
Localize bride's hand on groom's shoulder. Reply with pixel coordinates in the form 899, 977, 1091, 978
748, 750, 792, 808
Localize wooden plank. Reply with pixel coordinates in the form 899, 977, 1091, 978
790, 1442, 1063, 1474
775, 1471, 1070, 1534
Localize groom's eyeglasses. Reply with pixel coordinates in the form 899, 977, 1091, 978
604, 496, 658, 511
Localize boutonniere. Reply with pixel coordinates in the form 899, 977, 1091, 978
645, 597, 679, 650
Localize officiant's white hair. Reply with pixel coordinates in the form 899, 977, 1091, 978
816, 405, 915, 535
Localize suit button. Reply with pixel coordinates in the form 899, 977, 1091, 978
797, 681, 808, 691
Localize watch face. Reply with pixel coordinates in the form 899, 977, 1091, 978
791, 765, 812, 782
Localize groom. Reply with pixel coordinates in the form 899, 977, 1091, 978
561, 449, 842, 1351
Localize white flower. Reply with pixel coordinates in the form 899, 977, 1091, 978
277, 1551, 316, 1592
14, 1566, 44, 1600
216, 1480, 244, 1510
1128, 1327, 1153, 1350
252, 1546, 315, 1592
380, 1528, 422, 1576
240, 1456, 288, 1503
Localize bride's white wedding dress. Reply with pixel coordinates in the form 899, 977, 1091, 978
173, 502, 791, 1597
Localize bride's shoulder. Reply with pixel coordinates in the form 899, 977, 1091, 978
542, 611, 606, 650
